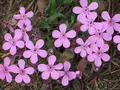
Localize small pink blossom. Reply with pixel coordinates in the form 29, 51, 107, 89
13, 7, 34, 25
102, 11, 120, 35
74, 38, 92, 58
3, 30, 24, 55
52, 24, 76, 48
88, 23, 112, 47
73, 0, 98, 18
12, 59, 34, 84
78, 12, 101, 35
59, 61, 76, 86
23, 40, 47, 64
113, 35, 120, 51
38, 55, 63, 80
0, 57, 16, 82
76, 71, 82, 79
87, 44, 110, 67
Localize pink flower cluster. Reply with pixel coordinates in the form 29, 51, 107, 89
1, 0, 120, 87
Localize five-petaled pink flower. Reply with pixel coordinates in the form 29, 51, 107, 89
102, 11, 120, 35
0, 57, 16, 82
73, 0, 98, 18
52, 24, 76, 48
78, 12, 101, 35
23, 39, 47, 64
59, 61, 76, 86
113, 35, 120, 51
16, 21, 32, 42
74, 38, 92, 57
12, 59, 34, 84
13, 7, 34, 25
38, 55, 63, 80
87, 44, 110, 67
3, 30, 24, 55
88, 23, 112, 47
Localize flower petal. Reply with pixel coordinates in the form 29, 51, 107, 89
102, 11, 111, 21
15, 75, 22, 83
23, 74, 31, 84
18, 59, 25, 69
100, 44, 109, 52
62, 75, 69, 86
96, 38, 104, 47
20, 7, 25, 15
51, 71, 59, 80
59, 24, 66, 33
38, 50, 47, 58
30, 54, 38, 64
10, 46, 17, 55
16, 41, 24, 48
4, 57, 10, 67
80, 50, 87, 57
3, 42, 11, 50
74, 46, 81, 54
77, 14, 87, 24
26, 40, 34, 49
13, 14, 21, 19
76, 38, 84, 45
52, 30, 61, 38
113, 23, 120, 31
87, 54, 96, 62
68, 72, 76, 80
117, 44, 120, 51
41, 71, 50, 80
66, 30, 76, 38
54, 39, 62, 48
103, 33, 112, 41
54, 63, 63, 70
4, 33, 12, 41
26, 11, 34, 18
23, 50, 32, 58
80, 25, 88, 32
113, 35, 120, 43
25, 67, 34, 75
94, 57, 102, 67
80, 0, 88, 7
91, 44, 98, 52
73, 6, 82, 14
64, 61, 70, 71
63, 38, 70, 48
88, 2, 98, 10
88, 12, 97, 21
88, 26, 96, 35
112, 14, 120, 22
35, 39, 44, 49
38, 64, 48, 72
101, 53, 110, 62
9, 65, 19, 73
23, 33, 29, 42
5, 73, 12, 83
48, 55, 56, 65
14, 30, 22, 40
106, 27, 114, 35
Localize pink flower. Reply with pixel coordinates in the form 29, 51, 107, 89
74, 38, 92, 58
78, 12, 101, 35
102, 11, 120, 35
76, 71, 82, 79
113, 35, 120, 51
12, 59, 34, 84
88, 23, 112, 47
3, 30, 24, 55
0, 57, 16, 82
23, 40, 47, 64
87, 44, 110, 67
16, 22, 32, 42
73, 0, 98, 18
38, 55, 63, 80
13, 7, 34, 25
59, 61, 76, 86
52, 24, 76, 48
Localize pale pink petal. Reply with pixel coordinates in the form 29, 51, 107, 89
94, 22, 103, 30
51, 71, 59, 80
0, 72, 5, 80
73, 6, 82, 14
80, 50, 87, 57
48, 55, 56, 65
106, 27, 114, 35
88, 12, 97, 21
15, 75, 22, 83
13, 14, 21, 19
26, 40, 34, 49
113, 35, 120, 43
9, 65, 19, 73
30, 54, 38, 64
23, 74, 31, 84
62, 75, 69, 86
80, 0, 88, 7
91, 44, 98, 52
59, 24, 66, 33
54, 39, 62, 48
63, 38, 70, 48
100, 44, 109, 52
86, 47, 92, 54
26, 11, 34, 18
23, 33, 29, 41
24, 19, 31, 25
14, 30, 22, 40
20, 7, 25, 15
10, 46, 17, 55
87, 54, 96, 62
64, 61, 70, 71
52, 30, 61, 38
112, 14, 120, 22
38, 64, 48, 72
35, 39, 44, 49
66, 30, 76, 38
74, 47, 81, 54
77, 14, 87, 24
58, 71, 65, 77
113, 23, 120, 31
102, 11, 111, 21
3, 42, 11, 50
117, 44, 120, 51
23, 50, 32, 58
88, 2, 98, 10
16, 41, 24, 48
4, 57, 10, 67
80, 25, 88, 32
96, 38, 104, 47
76, 38, 84, 45
54, 63, 63, 70
41, 71, 50, 80
38, 50, 47, 58
25, 24, 32, 31
18, 59, 25, 69
94, 57, 102, 67
68, 72, 76, 80
25, 67, 34, 75
103, 33, 112, 41
101, 53, 110, 62
5, 73, 12, 83
4, 33, 12, 41
88, 27, 96, 35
